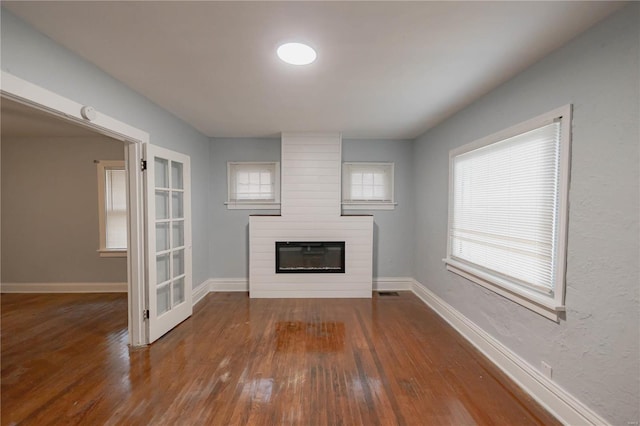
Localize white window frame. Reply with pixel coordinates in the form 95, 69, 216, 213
444, 105, 572, 321
97, 160, 127, 257
342, 162, 396, 210
225, 161, 281, 209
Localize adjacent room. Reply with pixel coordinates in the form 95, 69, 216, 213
1, 2, 638, 425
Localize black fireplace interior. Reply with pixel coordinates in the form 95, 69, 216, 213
276, 241, 345, 273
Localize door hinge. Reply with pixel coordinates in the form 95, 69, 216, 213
143, 309, 149, 320
140, 159, 147, 171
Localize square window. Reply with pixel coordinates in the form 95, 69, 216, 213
227, 162, 280, 209
342, 162, 395, 210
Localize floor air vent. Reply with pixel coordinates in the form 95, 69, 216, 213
377, 291, 400, 297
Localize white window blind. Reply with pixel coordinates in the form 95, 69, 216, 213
104, 168, 128, 249
450, 121, 561, 294
227, 162, 280, 205
343, 162, 394, 203
97, 160, 127, 255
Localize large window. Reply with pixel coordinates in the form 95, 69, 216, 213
445, 105, 571, 320
226, 162, 280, 209
97, 160, 127, 257
342, 162, 395, 210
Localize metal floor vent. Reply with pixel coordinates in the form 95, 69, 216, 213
377, 291, 400, 297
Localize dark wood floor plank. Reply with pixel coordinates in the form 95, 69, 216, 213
1, 292, 560, 425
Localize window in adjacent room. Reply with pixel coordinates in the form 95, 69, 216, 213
226, 162, 280, 209
97, 160, 127, 257
444, 105, 572, 320
342, 162, 395, 210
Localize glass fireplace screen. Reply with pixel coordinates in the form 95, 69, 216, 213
275, 241, 345, 274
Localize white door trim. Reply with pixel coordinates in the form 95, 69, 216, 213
1, 71, 150, 346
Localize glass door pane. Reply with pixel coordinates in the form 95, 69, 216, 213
173, 278, 185, 305
156, 222, 170, 252
155, 191, 169, 219
172, 192, 183, 219
173, 249, 184, 277
155, 158, 169, 188
157, 284, 170, 315
156, 254, 170, 284
171, 161, 183, 189
172, 221, 184, 248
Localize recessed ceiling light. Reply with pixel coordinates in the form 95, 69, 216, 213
277, 42, 317, 65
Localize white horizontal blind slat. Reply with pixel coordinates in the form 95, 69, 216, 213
450, 122, 561, 293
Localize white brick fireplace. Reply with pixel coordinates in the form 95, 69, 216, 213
249, 133, 374, 298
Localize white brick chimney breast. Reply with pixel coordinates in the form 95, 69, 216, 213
249, 133, 374, 298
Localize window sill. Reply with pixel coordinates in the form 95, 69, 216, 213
225, 202, 281, 210
342, 202, 396, 210
443, 258, 564, 321
98, 249, 127, 258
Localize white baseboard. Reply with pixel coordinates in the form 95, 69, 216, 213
411, 279, 609, 426
373, 277, 413, 291
208, 278, 249, 292
192, 280, 210, 306
0, 282, 127, 293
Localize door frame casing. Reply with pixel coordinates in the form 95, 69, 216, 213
1, 71, 150, 346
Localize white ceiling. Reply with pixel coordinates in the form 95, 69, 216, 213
3, 1, 624, 139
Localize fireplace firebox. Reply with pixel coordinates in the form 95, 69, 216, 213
275, 241, 345, 273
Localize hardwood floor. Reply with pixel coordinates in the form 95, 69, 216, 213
1, 292, 560, 425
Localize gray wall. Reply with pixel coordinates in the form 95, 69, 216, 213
343, 139, 414, 278
1, 9, 211, 288
1, 137, 127, 283
411, 4, 639, 424
209, 138, 281, 278
208, 138, 414, 279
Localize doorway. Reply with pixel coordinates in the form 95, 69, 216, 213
1, 98, 128, 290
1, 71, 148, 345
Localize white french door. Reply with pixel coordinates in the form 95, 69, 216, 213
145, 144, 192, 343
